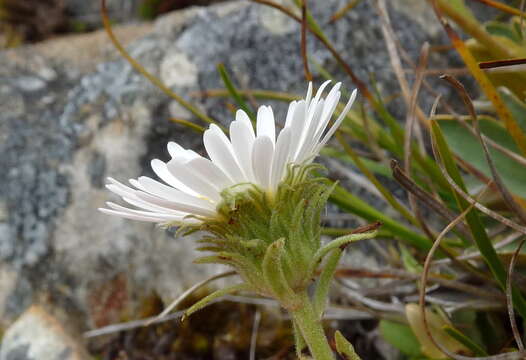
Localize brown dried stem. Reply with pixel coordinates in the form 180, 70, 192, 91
336, 267, 504, 301
391, 160, 471, 239
469, 0, 526, 17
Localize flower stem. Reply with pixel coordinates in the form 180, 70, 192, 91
290, 291, 335, 360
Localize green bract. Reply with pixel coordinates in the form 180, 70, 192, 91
190, 164, 333, 309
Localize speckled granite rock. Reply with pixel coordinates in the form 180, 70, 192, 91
0, 306, 89, 360
0, 0, 454, 341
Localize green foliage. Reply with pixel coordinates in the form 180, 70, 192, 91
139, 0, 162, 19
379, 320, 422, 357
438, 117, 526, 198
442, 326, 488, 356
334, 330, 361, 360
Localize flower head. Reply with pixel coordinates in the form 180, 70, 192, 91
99, 81, 357, 225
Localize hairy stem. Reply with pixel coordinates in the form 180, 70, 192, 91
290, 291, 335, 360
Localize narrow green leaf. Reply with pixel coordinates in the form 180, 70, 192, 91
400, 245, 423, 274
334, 330, 361, 360
447, 0, 476, 21
321, 147, 392, 178
431, 120, 526, 319
183, 283, 249, 319
499, 88, 526, 134
336, 133, 419, 226
379, 320, 422, 357
438, 117, 526, 198
311, 231, 378, 268
313, 249, 342, 319
217, 63, 256, 121
261, 239, 298, 305
486, 21, 522, 43
369, 82, 404, 147
330, 185, 431, 251
443, 325, 488, 356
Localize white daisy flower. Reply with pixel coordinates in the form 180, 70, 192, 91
99, 81, 357, 224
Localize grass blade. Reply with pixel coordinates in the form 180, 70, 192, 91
217, 63, 256, 121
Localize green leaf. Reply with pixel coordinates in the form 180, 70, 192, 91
313, 249, 342, 319
261, 239, 298, 306
311, 230, 378, 267
334, 331, 361, 360
217, 63, 256, 121
400, 245, 423, 274
379, 320, 422, 357
443, 325, 488, 356
447, 0, 476, 21
499, 88, 526, 134
330, 185, 432, 251
321, 147, 392, 178
438, 117, 526, 199
183, 283, 249, 319
431, 120, 526, 319
486, 21, 521, 43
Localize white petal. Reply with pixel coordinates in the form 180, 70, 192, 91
270, 128, 292, 190
121, 195, 187, 215
151, 159, 199, 196
135, 190, 215, 217
252, 135, 274, 190
236, 109, 253, 128
106, 184, 132, 199
230, 118, 256, 181
301, 81, 334, 144
315, 88, 357, 154
167, 141, 183, 158
106, 178, 137, 198
305, 81, 313, 106
300, 90, 342, 161
295, 98, 325, 161
318, 90, 342, 134
129, 178, 146, 192
167, 159, 222, 202
288, 100, 307, 162
204, 124, 246, 183
307, 80, 331, 116
284, 101, 297, 128
99, 207, 169, 222
137, 176, 215, 209
256, 106, 276, 144
167, 142, 200, 163
186, 157, 234, 190
105, 202, 180, 221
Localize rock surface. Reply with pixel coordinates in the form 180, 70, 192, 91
0, 0, 456, 348
0, 306, 89, 360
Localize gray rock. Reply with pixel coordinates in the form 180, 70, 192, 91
0, 306, 89, 360
0, 0, 457, 343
